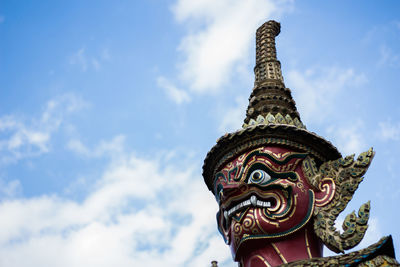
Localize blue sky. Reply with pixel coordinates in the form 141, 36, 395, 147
1, 1, 400, 266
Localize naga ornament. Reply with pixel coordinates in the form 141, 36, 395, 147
303, 148, 374, 253
203, 21, 398, 267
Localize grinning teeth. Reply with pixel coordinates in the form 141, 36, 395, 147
264, 201, 271, 207
226, 196, 273, 219
250, 195, 257, 206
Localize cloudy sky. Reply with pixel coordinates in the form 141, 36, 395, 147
1, 1, 400, 266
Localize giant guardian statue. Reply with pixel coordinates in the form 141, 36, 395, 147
203, 21, 398, 267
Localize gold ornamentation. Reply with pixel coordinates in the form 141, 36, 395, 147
271, 243, 288, 263
258, 208, 280, 227
235, 191, 315, 252
358, 255, 400, 266
281, 236, 399, 266
254, 208, 269, 233
233, 148, 305, 183
242, 213, 256, 231
305, 229, 312, 259
212, 135, 328, 179
302, 148, 375, 253
234, 221, 243, 236
279, 194, 297, 222
314, 178, 336, 207
255, 255, 272, 267
242, 113, 306, 129
296, 180, 305, 192
285, 114, 293, 125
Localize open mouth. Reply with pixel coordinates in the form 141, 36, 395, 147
224, 195, 277, 220
219, 187, 292, 232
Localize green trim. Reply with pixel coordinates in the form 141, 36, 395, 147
235, 190, 315, 254
243, 150, 308, 166
213, 172, 227, 201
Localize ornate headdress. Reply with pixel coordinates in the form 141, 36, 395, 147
203, 20, 340, 190
203, 20, 377, 254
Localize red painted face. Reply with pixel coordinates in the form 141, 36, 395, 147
214, 146, 318, 259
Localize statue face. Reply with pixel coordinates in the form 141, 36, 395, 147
214, 146, 321, 258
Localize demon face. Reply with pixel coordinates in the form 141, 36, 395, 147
214, 146, 335, 258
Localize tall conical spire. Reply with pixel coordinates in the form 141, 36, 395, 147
244, 20, 303, 128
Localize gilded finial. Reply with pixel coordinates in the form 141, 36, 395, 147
254, 20, 283, 85
244, 20, 302, 128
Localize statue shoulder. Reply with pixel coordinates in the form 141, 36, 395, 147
281, 236, 399, 266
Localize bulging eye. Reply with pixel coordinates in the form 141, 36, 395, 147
248, 169, 271, 185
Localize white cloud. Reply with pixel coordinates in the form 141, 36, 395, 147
170, 0, 293, 94
70, 48, 88, 71
157, 76, 191, 104
218, 96, 247, 133
378, 44, 400, 67
287, 67, 367, 123
92, 58, 101, 71
0, 179, 22, 199
0, 94, 87, 164
326, 120, 366, 156
0, 149, 232, 267
70, 48, 110, 72
378, 120, 400, 141
67, 135, 125, 158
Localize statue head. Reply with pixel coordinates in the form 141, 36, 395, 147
214, 146, 321, 257
203, 21, 374, 262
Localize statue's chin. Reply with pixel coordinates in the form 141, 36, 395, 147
228, 190, 315, 259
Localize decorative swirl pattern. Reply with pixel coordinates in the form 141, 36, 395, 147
233, 221, 243, 236
242, 213, 256, 231
302, 148, 374, 253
